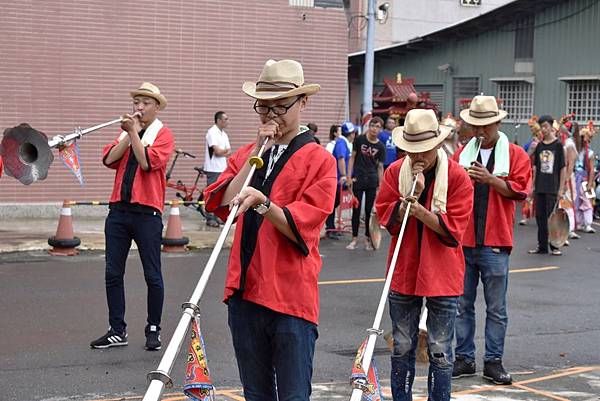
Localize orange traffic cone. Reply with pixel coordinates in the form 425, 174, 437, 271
162, 202, 189, 253
48, 200, 81, 256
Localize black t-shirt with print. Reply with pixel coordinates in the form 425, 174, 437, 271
534, 139, 565, 194
352, 134, 386, 187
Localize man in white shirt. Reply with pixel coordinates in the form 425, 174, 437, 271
204, 111, 231, 227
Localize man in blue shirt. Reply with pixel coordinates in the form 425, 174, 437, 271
325, 122, 356, 238
378, 117, 398, 169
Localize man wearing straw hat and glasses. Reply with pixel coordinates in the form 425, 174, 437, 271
91, 83, 174, 351
376, 109, 473, 401
452, 95, 531, 385
204, 59, 337, 401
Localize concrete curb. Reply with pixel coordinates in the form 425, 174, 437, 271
0, 204, 234, 253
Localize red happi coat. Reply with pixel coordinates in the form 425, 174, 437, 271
204, 132, 337, 324
102, 125, 174, 213
453, 143, 531, 250
375, 157, 473, 296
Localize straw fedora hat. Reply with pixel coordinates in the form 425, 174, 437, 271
130, 82, 167, 110
242, 59, 320, 100
392, 109, 452, 153
460, 95, 507, 126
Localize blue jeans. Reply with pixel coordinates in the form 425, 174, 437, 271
104, 209, 164, 334
227, 294, 318, 401
455, 246, 509, 362
388, 292, 458, 401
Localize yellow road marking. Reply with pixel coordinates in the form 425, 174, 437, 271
85, 366, 598, 401
510, 266, 560, 273
318, 266, 560, 286
413, 366, 598, 401
319, 278, 386, 285
511, 383, 571, 401
219, 390, 246, 401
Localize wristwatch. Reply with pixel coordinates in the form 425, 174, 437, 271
253, 198, 271, 215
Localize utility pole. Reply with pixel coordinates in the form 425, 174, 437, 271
362, 0, 376, 122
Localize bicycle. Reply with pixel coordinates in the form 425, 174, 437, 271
166, 149, 207, 217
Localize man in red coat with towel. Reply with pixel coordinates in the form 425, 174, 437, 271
204, 59, 337, 401
376, 109, 473, 401
453, 95, 532, 385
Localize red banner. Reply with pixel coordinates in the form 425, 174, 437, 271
58, 142, 84, 186
183, 315, 215, 401
350, 337, 384, 401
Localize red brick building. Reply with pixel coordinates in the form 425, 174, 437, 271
0, 1, 348, 204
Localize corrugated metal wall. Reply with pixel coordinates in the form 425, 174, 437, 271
352, 0, 600, 146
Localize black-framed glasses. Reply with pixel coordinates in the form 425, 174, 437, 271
253, 96, 302, 116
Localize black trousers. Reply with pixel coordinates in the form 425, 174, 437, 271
534, 193, 558, 252
325, 185, 341, 230
351, 183, 377, 237
105, 209, 164, 334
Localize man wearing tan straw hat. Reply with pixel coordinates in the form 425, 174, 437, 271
204, 59, 336, 401
452, 95, 531, 385
375, 108, 473, 401
91, 82, 174, 351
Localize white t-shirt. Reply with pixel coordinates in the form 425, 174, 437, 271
204, 125, 230, 173
480, 148, 493, 167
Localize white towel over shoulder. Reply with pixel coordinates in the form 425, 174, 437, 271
399, 149, 448, 214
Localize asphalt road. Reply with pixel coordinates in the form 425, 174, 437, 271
0, 222, 599, 400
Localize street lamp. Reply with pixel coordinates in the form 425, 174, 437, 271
362, 1, 390, 124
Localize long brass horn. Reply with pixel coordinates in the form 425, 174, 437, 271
142, 138, 270, 401
0, 115, 133, 185
349, 176, 419, 401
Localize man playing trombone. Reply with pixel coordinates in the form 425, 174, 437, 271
204, 59, 337, 401
90, 82, 174, 351
375, 109, 473, 401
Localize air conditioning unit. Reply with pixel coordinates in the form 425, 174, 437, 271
461, 0, 481, 6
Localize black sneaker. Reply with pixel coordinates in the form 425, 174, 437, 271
90, 329, 128, 349
452, 356, 476, 378
483, 358, 512, 385
145, 325, 161, 351
326, 231, 340, 240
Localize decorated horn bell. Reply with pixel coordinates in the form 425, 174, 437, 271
0, 123, 53, 185
548, 207, 569, 248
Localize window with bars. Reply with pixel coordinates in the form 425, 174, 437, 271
453, 77, 480, 114
566, 80, 600, 123
496, 81, 534, 123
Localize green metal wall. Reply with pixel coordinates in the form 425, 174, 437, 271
365, 0, 600, 146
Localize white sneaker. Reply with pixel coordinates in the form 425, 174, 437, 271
569, 231, 581, 239
584, 225, 596, 233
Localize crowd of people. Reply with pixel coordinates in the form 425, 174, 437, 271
194, 77, 595, 400
2, 58, 589, 401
